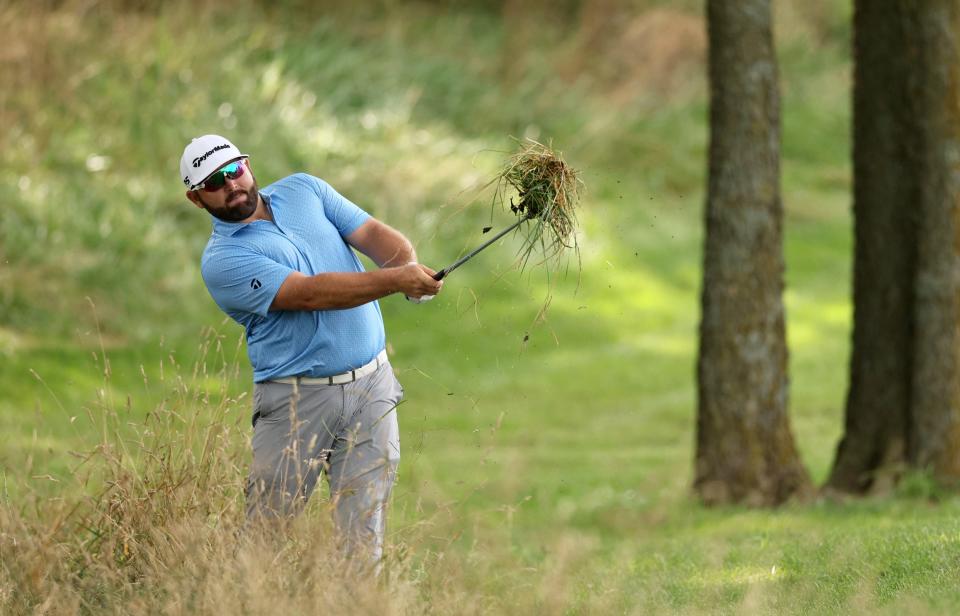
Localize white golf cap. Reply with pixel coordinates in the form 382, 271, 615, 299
179, 134, 248, 190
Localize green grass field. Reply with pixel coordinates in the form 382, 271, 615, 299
4, 1, 960, 613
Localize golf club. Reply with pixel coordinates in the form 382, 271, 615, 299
432, 215, 531, 281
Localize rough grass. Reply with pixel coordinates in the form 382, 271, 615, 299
6, 329, 960, 615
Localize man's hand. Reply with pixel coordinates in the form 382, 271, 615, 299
398, 262, 442, 303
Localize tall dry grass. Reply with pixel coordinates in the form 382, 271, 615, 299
0, 326, 427, 614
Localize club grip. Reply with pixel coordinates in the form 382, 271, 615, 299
433, 269, 447, 281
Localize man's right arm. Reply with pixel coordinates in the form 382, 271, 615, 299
270, 263, 442, 311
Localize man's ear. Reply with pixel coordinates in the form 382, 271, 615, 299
185, 190, 204, 209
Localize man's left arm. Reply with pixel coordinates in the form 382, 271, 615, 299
346, 218, 418, 268
347, 219, 441, 302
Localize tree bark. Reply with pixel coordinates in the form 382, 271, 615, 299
906, 0, 960, 480
695, 0, 811, 506
828, 0, 960, 493
827, 0, 915, 494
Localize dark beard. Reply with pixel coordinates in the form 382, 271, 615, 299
201, 182, 260, 222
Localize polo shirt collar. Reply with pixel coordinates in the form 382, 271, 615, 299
210, 192, 272, 237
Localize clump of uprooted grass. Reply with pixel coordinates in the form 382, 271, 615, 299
494, 139, 584, 273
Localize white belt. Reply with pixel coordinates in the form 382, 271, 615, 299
270, 350, 388, 386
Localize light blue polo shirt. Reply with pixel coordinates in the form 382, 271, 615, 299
200, 173, 385, 382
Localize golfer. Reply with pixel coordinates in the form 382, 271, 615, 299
180, 134, 442, 569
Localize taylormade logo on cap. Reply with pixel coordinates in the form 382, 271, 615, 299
179, 134, 247, 189
192, 143, 232, 168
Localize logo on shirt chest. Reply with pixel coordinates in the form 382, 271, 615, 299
250, 278, 262, 290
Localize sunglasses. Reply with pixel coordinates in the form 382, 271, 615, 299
196, 159, 246, 192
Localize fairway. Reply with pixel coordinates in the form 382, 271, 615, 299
4, 2, 960, 614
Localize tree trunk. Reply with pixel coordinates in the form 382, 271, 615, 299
695, 0, 811, 506
906, 0, 960, 480
827, 0, 915, 494
828, 0, 960, 493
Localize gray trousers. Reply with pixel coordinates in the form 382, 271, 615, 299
246, 361, 403, 566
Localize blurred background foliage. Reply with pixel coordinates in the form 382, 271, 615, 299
0, 0, 850, 343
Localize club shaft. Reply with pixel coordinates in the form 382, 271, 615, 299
434, 217, 527, 280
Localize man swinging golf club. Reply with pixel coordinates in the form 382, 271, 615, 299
180, 134, 442, 570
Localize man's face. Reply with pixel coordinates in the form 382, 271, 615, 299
186, 159, 259, 222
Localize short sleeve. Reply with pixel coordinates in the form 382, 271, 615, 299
308, 175, 370, 237
201, 244, 295, 317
